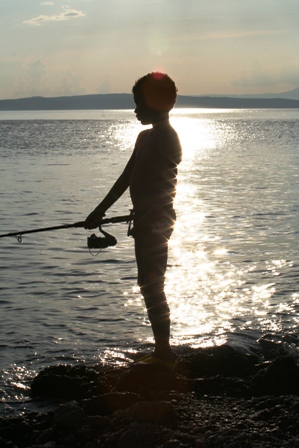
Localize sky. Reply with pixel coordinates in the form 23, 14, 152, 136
1, 0, 299, 100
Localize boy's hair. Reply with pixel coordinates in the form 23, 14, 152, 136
132, 72, 177, 112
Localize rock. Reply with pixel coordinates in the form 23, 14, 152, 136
82, 392, 140, 415
53, 401, 85, 430
2, 345, 299, 448
34, 427, 55, 445
0, 416, 31, 445
75, 425, 94, 444
193, 376, 251, 398
117, 422, 162, 448
116, 369, 192, 396
84, 443, 97, 448
63, 432, 77, 445
182, 345, 258, 379
86, 415, 110, 430
31, 443, 57, 448
251, 356, 299, 395
30, 364, 104, 400
123, 401, 177, 427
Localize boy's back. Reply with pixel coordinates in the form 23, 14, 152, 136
130, 121, 182, 213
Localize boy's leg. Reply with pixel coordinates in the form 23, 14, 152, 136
134, 232, 173, 359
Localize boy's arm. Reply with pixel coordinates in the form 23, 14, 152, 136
84, 151, 135, 229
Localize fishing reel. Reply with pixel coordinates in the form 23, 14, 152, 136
87, 226, 117, 249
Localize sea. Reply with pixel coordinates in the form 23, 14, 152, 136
0, 108, 299, 415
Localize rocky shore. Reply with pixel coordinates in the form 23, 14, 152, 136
1, 345, 299, 448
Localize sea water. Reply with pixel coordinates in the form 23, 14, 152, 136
0, 108, 299, 413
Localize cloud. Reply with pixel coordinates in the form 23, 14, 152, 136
23, 8, 85, 25
281, 65, 299, 86
12, 60, 49, 98
57, 69, 86, 96
168, 28, 281, 44
232, 60, 279, 88
202, 29, 281, 40
41, 1, 54, 5
231, 61, 299, 89
98, 76, 111, 94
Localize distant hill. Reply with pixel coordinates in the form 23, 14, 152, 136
0, 94, 134, 111
204, 87, 299, 101
1, 93, 299, 111
175, 95, 299, 109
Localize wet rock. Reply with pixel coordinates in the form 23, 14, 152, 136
285, 437, 299, 448
74, 425, 94, 444
82, 391, 141, 415
31, 364, 93, 400
115, 368, 192, 398
162, 439, 181, 448
86, 415, 110, 430
31, 443, 57, 448
63, 432, 77, 445
117, 422, 165, 448
53, 401, 85, 430
33, 426, 55, 445
0, 415, 31, 445
194, 376, 251, 398
123, 400, 178, 427
201, 427, 263, 448
181, 345, 258, 379
2, 344, 299, 447
251, 356, 299, 395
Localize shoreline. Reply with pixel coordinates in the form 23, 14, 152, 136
1, 344, 299, 447
1, 93, 299, 111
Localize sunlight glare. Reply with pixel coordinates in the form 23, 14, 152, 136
171, 114, 218, 161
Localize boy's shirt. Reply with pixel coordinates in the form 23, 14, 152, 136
129, 121, 182, 215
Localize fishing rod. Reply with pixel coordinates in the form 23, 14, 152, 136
0, 214, 132, 247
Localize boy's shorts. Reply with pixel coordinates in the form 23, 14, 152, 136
129, 207, 176, 240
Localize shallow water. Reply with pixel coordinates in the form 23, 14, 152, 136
0, 108, 299, 412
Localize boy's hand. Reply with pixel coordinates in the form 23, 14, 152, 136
84, 208, 105, 229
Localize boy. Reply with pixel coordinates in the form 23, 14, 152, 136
84, 72, 182, 369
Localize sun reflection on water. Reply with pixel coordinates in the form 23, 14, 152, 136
163, 113, 291, 348
2, 365, 33, 402
118, 111, 298, 350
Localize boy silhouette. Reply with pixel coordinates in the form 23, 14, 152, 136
84, 72, 182, 369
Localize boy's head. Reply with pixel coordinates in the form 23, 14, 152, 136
132, 72, 177, 117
